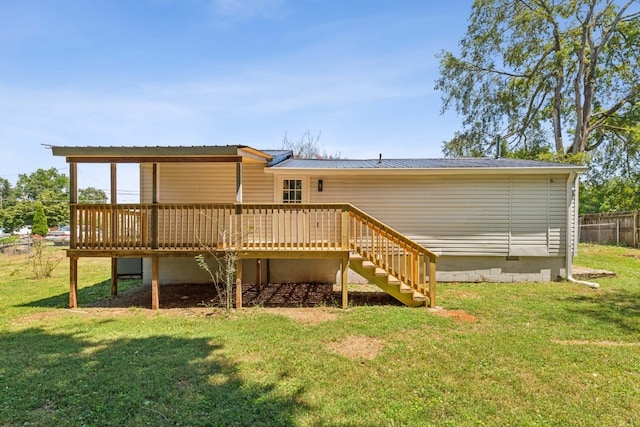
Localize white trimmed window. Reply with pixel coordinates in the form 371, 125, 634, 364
282, 179, 303, 203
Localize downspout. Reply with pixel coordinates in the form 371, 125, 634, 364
565, 172, 599, 289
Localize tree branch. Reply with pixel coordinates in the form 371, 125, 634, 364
458, 60, 529, 78
588, 86, 640, 131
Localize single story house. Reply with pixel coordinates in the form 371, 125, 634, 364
51, 145, 587, 309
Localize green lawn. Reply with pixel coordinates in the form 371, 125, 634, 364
0, 244, 638, 426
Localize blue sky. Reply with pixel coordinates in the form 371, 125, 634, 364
0, 0, 471, 199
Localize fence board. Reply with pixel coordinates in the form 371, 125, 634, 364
579, 210, 639, 247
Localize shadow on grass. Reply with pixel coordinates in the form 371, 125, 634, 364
564, 289, 640, 333
17, 279, 142, 309
0, 327, 305, 426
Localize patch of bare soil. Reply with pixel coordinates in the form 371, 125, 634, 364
263, 307, 338, 325
431, 309, 477, 323
89, 282, 401, 309
552, 339, 640, 347
325, 335, 386, 360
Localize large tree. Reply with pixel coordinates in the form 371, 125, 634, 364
436, 0, 640, 166
15, 168, 68, 201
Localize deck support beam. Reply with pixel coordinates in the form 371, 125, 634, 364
341, 256, 349, 309
256, 259, 262, 292
151, 256, 160, 310
69, 256, 78, 308
235, 258, 243, 309
111, 258, 118, 296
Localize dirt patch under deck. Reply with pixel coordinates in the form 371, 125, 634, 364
89, 282, 402, 310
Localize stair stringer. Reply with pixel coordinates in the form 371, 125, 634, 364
349, 256, 425, 307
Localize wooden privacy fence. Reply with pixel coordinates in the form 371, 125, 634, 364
579, 210, 639, 247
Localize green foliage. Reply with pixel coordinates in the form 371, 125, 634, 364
436, 0, 640, 175
31, 203, 48, 237
79, 187, 107, 204
1, 169, 72, 230
1, 201, 35, 233
535, 151, 590, 166
15, 168, 68, 201
580, 176, 640, 214
0, 177, 15, 208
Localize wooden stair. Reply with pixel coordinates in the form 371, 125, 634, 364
349, 253, 427, 307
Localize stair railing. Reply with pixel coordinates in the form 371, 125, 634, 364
345, 204, 438, 307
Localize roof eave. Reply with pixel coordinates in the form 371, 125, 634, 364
264, 166, 589, 175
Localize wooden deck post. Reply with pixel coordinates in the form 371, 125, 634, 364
341, 208, 350, 250
235, 258, 243, 309
151, 163, 159, 250
110, 162, 118, 295
427, 254, 437, 308
69, 162, 77, 249
69, 256, 78, 308
111, 258, 118, 296
151, 256, 160, 310
341, 256, 349, 309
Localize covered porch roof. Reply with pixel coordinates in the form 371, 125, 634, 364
51, 145, 279, 164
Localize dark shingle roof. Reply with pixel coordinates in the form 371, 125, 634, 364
269, 157, 584, 170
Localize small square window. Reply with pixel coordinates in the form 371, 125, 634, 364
282, 179, 303, 203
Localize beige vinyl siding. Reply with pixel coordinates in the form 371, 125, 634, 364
242, 164, 274, 203
549, 175, 568, 256
159, 163, 236, 203
509, 175, 549, 256
141, 162, 273, 203
140, 164, 152, 203
308, 173, 568, 257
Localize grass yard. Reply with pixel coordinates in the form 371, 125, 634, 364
0, 244, 639, 426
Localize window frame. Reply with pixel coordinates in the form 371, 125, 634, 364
276, 176, 309, 203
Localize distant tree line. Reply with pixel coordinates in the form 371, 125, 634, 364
0, 168, 107, 234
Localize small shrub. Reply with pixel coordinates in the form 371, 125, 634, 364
29, 236, 63, 279
32, 203, 49, 237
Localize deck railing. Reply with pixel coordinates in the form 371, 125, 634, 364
70, 203, 437, 304
347, 205, 437, 302
71, 203, 346, 250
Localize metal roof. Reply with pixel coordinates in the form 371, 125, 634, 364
49, 145, 586, 171
269, 157, 587, 170
51, 145, 251, 157
261, 150, 293, 166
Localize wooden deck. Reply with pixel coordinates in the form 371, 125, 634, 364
67, 203, 438, 310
